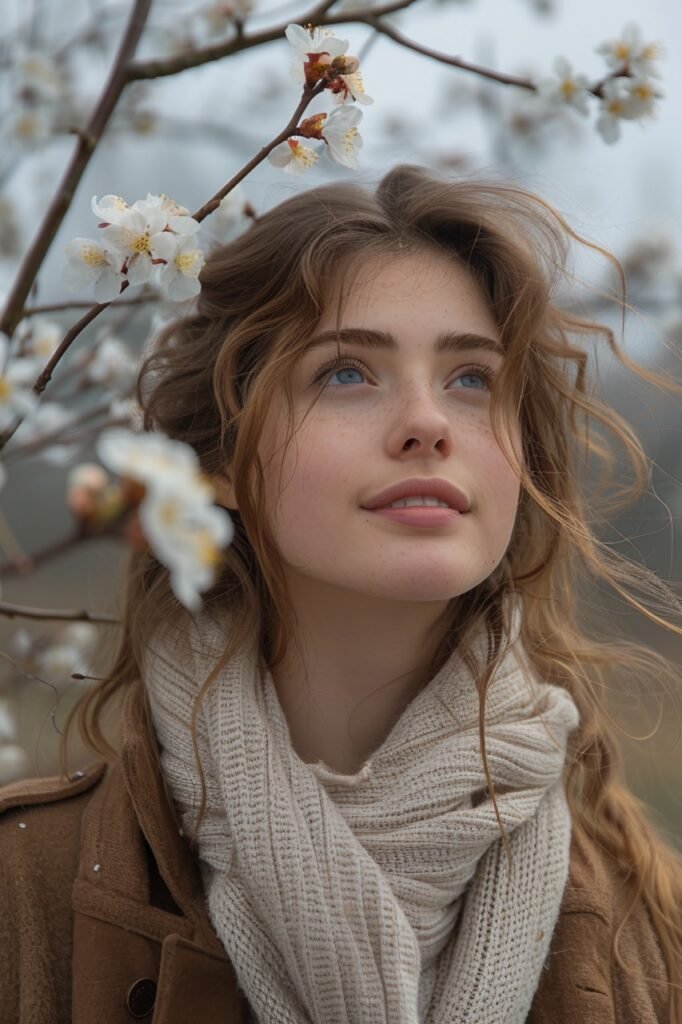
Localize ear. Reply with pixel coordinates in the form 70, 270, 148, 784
211, 471, 238, 511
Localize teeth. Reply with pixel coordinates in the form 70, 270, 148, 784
387, 496, 450, 509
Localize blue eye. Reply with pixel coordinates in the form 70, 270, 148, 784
313, 356, 497, 391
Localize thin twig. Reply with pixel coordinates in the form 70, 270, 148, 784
0, 0, 153, 342
362, 16, 537, 90
0, 600, 118, 624
192, 80, 325, 222
0, 527, 96, 577
125, 0, 418, 81
18, 293, 155, 321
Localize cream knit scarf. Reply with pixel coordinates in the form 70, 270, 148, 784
144, 598, 580, 1024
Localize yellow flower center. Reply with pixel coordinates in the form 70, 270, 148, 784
159, 501, 179, 526
0, 376, 13, 401
174, 251, 198, 274
614, 43, 631, 61
131, 231, 151, 254
197, 530, 220, 567
343, 127, 358, 152
15, 114, 40, 139
81, 244, 108, 267
560, 79, 576, 97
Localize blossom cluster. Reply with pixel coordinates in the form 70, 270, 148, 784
62, 193, 206, 303
85, 428, 234, 611
267, 24, 373, 174
536, 23, 663, 144
6, 50, 72, 150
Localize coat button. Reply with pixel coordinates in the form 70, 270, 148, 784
126, 978, 157, 1018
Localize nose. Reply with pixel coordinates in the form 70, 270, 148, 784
387, 385, 454, 457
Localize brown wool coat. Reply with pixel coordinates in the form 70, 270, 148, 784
0, 682, 671, 1023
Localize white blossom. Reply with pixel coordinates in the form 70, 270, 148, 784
158, 233, 206, 301
16, 52, 64, 102
85, 336, 140, 390
205, 185, 252, 242
286, 23, 349, 84
96, 428, 234, 611
0, 333, 40, 432
96, 428, 203, 493
12, 401, 81, 465
62, 237, 124, 302
58, 621, 99, 658
140, 485, 233, 611
268, 139, 319, 174
36, 641, 90, 690
625, 76, 662, 119
596, 23, 663, 78
17, 317, 61, 362
323, 105, 363, 168
536, 57, 590, 116
200, 0, 253, 33
331, 70, 373, 106
109, 396, 144, 428
595, 79, 631, 143
285, 24, 349, 59
97, 203, 179, 287
75, 193, 201, 299
131, 193, 200, 237
11, 107, 54, 147
91, 194, 131, 225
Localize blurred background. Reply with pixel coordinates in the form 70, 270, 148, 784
0, 0, 680, 847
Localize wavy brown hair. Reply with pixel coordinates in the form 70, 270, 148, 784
61, 164, 682, 1020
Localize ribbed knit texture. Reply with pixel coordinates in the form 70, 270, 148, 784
144, 599, 580, 1024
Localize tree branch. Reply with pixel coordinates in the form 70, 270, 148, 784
125, 0, 420, 82
17, 293, 155, 322
0, 527, 103, 577
0, 0, 153, 342
361, 15, 537, 89
192, 80, 325, 223
0, 600, 118, 624
0, 79, 326, 449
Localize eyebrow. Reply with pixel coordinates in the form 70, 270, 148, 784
304, 328, 505, 358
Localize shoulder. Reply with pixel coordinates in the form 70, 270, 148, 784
0, 761, 108, 876
0, 764, 108, 1022
528, 822, 670, 1023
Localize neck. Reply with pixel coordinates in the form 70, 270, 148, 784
269, 578, 457, 774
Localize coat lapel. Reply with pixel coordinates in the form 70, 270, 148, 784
71, 683, 250, 1022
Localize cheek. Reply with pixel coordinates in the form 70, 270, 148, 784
268, 423, 354, 535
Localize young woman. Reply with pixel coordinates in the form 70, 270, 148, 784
1, 163, 680, 1024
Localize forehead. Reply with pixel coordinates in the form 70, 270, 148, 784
317, 248, 500, 341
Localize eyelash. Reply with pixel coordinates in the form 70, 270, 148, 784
311, 355, 498, 390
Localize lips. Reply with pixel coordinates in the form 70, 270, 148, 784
361, 477, 470, 514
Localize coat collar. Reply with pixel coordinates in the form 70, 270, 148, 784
122, 681, 228, 950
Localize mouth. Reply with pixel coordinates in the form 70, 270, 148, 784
365, 505, 464, 528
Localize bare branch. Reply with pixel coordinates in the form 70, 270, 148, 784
0, 527, 104, 577
361, 16, 536, 89
17, 293, 155, 322
0, 600, 118, 624
0, 0, 153, 342
192, 80, 325, 222
125, 0, 420, 82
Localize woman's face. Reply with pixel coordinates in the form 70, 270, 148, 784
224, 248, 523, 605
